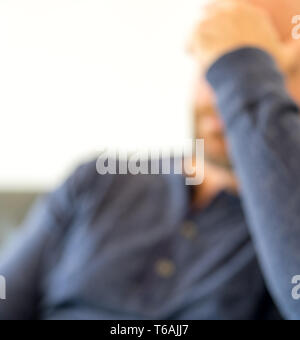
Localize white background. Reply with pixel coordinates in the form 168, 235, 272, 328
0, 0, 203, 190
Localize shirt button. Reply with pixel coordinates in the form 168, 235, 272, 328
181, 221, 198, 240
155, 259, 176, 278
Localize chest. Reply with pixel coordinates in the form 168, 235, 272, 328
43, 197, 264, 318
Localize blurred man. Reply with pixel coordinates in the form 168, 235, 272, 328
0, 0, 300, 320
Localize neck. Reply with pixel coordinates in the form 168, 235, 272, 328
192, 160, 239, 210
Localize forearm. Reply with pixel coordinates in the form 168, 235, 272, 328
207, 48, 300, 319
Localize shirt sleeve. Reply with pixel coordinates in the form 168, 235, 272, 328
206, 47, 300, 320
0, 163, 88, 320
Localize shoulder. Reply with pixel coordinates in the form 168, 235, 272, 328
61, 156, 184, 205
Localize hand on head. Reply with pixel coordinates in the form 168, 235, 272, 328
188, 0, 300, 75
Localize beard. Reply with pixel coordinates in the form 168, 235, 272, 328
204, 152, 233, 172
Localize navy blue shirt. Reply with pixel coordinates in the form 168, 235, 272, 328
0, 163, 279, 320
1, 47, 299, 320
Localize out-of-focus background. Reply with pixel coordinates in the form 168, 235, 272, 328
0, 0, 203, 244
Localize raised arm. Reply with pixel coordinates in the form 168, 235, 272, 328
207, 47, 300, 319
189, 1, 300, 319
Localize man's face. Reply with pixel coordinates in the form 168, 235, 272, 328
194, 0, 300, 168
